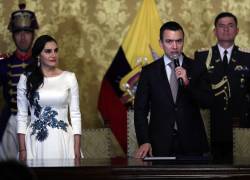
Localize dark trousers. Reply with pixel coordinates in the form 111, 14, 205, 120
211, 141, 233, 163
169, 129, 184, 156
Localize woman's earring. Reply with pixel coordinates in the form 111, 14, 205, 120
37, 56, 40, 67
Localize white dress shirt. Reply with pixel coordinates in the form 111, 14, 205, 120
163, 54, 183, 81
217, 44, 234, 64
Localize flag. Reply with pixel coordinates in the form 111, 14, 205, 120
98, 0, 163, 154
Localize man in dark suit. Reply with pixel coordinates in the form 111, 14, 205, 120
194, 12, 250, 162
134, 21, 212, 158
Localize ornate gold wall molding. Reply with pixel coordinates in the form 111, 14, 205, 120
1, 0, 250, 130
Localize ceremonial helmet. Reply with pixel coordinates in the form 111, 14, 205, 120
8, 0, 39, 32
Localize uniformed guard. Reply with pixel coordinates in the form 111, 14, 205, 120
194, 12, 250, 163
0, 0, 39, 159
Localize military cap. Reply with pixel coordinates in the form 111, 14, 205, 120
8, 2, 39, 32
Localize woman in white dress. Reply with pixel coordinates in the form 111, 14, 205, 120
17, 35, 82, 160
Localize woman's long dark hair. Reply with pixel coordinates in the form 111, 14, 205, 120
25, 35, 57, 105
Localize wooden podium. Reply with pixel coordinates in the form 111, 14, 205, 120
29, 158, 250, 180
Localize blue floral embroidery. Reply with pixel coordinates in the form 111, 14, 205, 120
30, 92, 68, 142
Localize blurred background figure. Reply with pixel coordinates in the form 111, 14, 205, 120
194, 12, 250, 162
0, 1, 39, 160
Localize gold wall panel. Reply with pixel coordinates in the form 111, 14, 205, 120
1, 0, 250, 131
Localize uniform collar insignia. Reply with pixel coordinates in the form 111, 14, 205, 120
15, 49, 32, 61
231, 58, 236, 63
235, 65, 243, 71
215, 59, 220, 63
234, 65, 249, 71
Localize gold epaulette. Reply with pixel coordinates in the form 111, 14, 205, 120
0, 53, 11, 60
239, 47, 250, 53
197, 47, 209, 52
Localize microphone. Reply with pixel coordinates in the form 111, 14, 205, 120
171, 54, 184, 87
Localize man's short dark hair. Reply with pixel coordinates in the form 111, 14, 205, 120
160, 21, 184, 41
214, 12, 238, 27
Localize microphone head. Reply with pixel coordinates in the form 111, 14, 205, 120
171, 54, 180, 67
170, 54, 179, 60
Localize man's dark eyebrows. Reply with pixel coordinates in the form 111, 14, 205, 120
165, 38, 183, 41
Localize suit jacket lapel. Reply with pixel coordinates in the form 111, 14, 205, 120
181, 54, 189, 71
228, 45, 238, 73
212, 45, 238, 75
209, 45, 226, 82
212, 45, 222, 66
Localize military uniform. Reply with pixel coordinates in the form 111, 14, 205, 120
0, 52, 33, 156
194, 45, 250, 162
0, 3, 38, 159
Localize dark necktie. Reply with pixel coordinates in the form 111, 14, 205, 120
223, 50, 228, 70
168, 61, 178, 103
